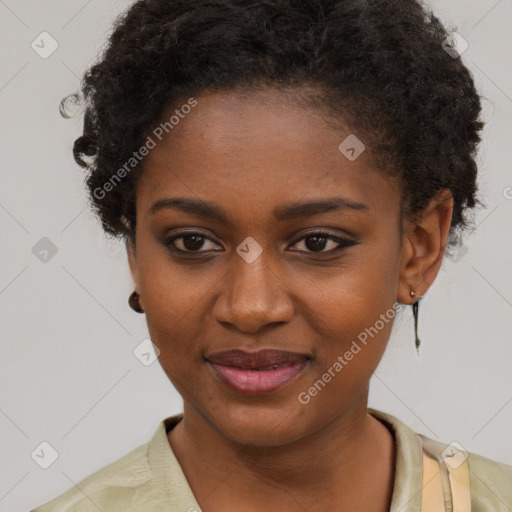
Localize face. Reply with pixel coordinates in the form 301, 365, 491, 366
127, 88, 408, 446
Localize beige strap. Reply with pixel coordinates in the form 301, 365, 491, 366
420, 451, 446, 511
420, 448, 471, 512
444, 454, 471, 512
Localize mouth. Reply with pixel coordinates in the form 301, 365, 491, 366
206, 349, 311, 395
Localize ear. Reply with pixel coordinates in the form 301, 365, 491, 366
126, 237, 140, 292
397, 189, 454, 304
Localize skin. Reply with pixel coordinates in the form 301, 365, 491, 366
126, 88, 453, 512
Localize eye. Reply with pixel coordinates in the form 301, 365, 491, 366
162, 230, 357, 256
288, 232, 357, 254
163, 231, 222, 253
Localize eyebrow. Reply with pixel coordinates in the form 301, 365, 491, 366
148, 196, 368, 222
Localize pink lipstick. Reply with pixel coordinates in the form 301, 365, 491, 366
206, 349, 310, 395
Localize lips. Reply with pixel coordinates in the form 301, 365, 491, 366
207, 349, 310, 368
206, 349, 311, 395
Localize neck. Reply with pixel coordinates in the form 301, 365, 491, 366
168, 399, 396, 511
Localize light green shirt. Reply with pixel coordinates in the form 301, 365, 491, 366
30, 409, 511, 511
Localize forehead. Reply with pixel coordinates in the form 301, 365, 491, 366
136, 89, 401, 222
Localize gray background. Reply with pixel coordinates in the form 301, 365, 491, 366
0, 1, 511, 510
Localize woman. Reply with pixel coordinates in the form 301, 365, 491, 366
31, 0, 511, 510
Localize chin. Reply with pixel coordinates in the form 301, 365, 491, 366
206, 402, 313, 447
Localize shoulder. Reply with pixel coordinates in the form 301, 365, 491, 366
419, 434, 512, 510
369, 408, 512, 510
29, 415, 186, 512
29, 442, 155, 512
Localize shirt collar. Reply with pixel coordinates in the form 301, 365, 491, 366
149, 409, 424, 512
369, 408, 424, 512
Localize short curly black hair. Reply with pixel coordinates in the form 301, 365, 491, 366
62, 0, 485, 250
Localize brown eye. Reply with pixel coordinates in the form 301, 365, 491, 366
289, 232, 357, 254
180, 234, 206, 251
304, 234, 329, 252
164, 231, 221, 253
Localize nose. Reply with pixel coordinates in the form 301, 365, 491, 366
212, 252, 294, 333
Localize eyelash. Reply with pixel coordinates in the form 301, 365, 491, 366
162, 230, 357, 256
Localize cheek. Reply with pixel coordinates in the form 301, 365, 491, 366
305, 239, 400, 367
300, 289, 396, 421
136, 246, 222, 363
309, 287, 395, 373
